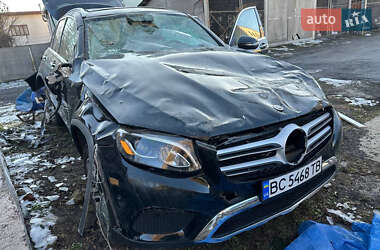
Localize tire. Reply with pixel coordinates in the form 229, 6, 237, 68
82, 143, 114, 248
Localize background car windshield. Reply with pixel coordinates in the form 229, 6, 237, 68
86, 13, 220, 59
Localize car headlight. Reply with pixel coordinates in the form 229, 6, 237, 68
116, 129, 201, 172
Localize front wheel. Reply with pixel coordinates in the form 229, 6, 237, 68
82, 145, 114, 248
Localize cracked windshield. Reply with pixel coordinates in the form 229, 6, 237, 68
86, 13, 220, 58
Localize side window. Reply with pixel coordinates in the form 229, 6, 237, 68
230, 8, 261, 47
59, 18, 78, 63
51, 20, 66, 52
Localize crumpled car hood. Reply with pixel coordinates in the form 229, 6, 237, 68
80, 49, 329, 139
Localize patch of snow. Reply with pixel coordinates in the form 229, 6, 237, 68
23, 178, 34, 184
327, 209, 357, 223
55, 183, 64, 188
319, 78, 355, 87
34, 121, 42, 129
40, 161, 54, 167
324, 183, 332, 188
47, 176, 56, 183
6, 153, 32, 166
272, 52, 294, 57
1, 146, 12, 153
65, 198, 75, 206
336, 202, 351, 210
326, 216, 334, 225
5, 153, 43, 179
292, 39, 322, 47
59, 187, 68, 192
0, 104, 19, 124
54, 156, 76, 165
271, 47, 294, 52
29, 212, 57, 250
344, 97, 379, 107
45, 195, 59, 202
0, 80, 28, 91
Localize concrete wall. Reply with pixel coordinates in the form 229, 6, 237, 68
144, 0, 206, 23
9, 12, 51, 46
265, 0, 317, 44
0, 43, 48, 82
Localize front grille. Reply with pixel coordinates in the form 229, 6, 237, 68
217, 111, 333, 181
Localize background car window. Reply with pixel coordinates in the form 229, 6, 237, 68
86, 13, 220, 59
59, 18, 78, 63
51, 20, 66, 53
230, 8, 261, 47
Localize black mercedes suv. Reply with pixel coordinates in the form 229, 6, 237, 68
33, 1, 342, 247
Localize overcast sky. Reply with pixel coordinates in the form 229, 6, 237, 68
2, 0, 143, 12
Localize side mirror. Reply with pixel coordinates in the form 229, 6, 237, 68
41, 9, 48, 22
237, 36, 259, 50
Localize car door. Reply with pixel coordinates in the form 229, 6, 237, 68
55, 17, 79, 125
229, 7, 268, 52
39, 19, 65, 80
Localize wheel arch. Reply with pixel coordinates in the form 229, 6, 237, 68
70, 119, 94, 158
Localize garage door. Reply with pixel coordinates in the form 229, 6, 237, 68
266, 0, 317, 44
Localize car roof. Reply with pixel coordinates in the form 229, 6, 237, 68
69, 7, 186, 19
42, 0, 124, 20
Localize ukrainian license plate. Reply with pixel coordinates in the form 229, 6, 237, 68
262, 157, 322, 200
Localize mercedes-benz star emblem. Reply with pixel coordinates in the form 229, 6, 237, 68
273, 105, 284, 112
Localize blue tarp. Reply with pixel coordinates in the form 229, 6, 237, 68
15, 87, 45, 112
286, 211, 380, 250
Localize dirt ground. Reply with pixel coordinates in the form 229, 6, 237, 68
1, 34, 380, 250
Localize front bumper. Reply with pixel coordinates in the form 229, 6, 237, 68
98, 142, 337, 247
94, 109, 342, 248
195, 156, 337, 243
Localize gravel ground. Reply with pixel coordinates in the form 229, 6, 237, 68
0, 32, 379, 250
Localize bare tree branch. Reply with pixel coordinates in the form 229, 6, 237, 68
0, 0, 15, 47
